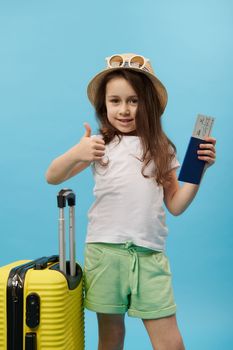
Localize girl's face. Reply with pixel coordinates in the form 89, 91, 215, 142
105, 77, 138, 133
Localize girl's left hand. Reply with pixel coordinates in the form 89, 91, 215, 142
197, 136, 216, 168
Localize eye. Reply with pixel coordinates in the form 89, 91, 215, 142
109, 98, 119, 104
129, 98, 138, 104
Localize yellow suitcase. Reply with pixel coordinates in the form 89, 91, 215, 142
0, 189, 84, 350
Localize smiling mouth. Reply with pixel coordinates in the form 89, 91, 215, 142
117, 119, 134, 123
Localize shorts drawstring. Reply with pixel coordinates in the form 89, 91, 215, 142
125, 241, 139, 295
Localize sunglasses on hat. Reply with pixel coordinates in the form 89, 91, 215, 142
106, 54, 150, 73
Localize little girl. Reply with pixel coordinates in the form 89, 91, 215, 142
46, 53, 216, 350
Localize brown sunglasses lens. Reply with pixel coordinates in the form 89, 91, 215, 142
130, 56, 145, 68
109, 55, 124, 67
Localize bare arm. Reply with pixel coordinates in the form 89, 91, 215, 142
45, 123, 105, 185
164, 172, 199, 215
45, 152, 91, 185
164, 137, 216, 216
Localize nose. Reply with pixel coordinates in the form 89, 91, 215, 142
119, 102, 130, 115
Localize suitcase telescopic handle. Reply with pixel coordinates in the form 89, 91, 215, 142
57, 189, 76, 208
57, 189, 76, 277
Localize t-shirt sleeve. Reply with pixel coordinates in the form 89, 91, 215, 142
170, 155, 180, 170
168, 145, 180, 170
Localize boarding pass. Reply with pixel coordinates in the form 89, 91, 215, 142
192, 114, 215, 139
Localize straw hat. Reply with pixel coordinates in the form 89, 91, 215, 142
87, 53, 168, 114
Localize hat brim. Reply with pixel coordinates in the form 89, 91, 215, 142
87, 67, 168, 115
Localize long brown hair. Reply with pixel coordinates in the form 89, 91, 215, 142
93, 69, 177, 186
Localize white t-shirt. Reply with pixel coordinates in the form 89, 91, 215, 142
86, 135, 180, 252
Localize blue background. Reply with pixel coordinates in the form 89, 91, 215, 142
0, 0, 232, 349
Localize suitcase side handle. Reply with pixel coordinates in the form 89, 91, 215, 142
57, 189, 76, 277
34, 255, 59, 270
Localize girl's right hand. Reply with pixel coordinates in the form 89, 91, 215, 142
76, 123, 106, 162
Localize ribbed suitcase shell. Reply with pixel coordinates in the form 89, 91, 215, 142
0, 259, 84, 350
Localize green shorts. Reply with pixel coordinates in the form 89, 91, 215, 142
84, 241, 176, 319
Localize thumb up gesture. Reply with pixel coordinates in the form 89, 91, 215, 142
83, 122, 92, 138
77, 123, 106, 162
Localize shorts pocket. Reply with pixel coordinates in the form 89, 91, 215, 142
152, 252, 171, 276
84, 244, 105, 272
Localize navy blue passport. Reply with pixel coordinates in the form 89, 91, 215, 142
178, 114, 215, 184
178, 137, 208, 185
